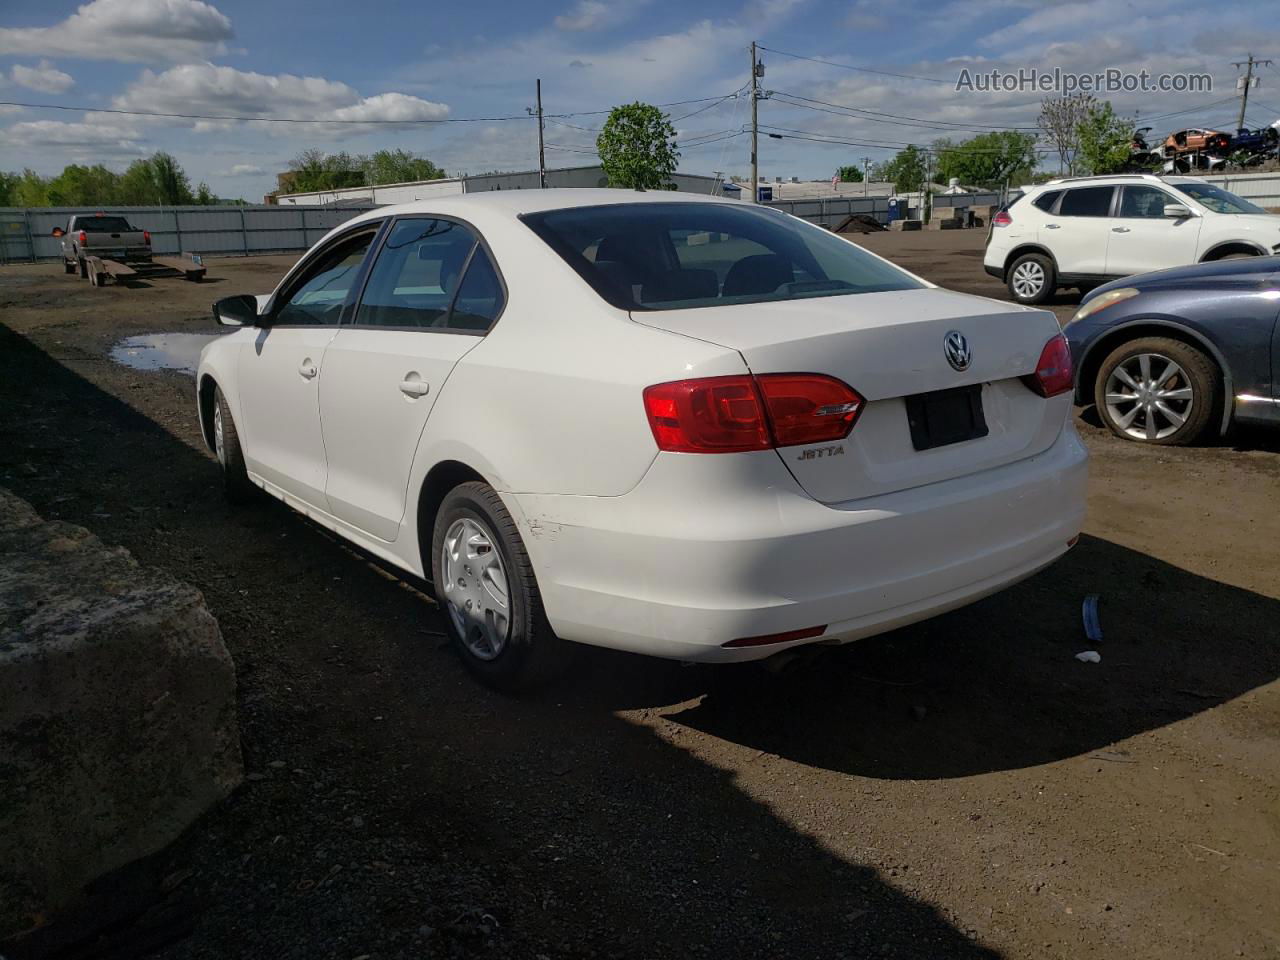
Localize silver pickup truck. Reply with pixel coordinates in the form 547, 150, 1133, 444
51, 214, 151, 277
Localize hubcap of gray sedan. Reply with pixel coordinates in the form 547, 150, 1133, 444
441, 517, 511, 661
213, 403, 225, 464
1011, 261, 1045, 299
1104, 353, 1194, 441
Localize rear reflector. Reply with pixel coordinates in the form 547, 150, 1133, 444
143, 230, 152, 246
643, 374, 862, 454
1023, 333, 1073, 398
992, 210, 1012, 227
723, 625, 827, 648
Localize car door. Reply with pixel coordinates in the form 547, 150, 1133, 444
236, 224, 380, 508
318, 216, 504, 541
1105, 184, 1202, 276
1048, 185, 1115, 275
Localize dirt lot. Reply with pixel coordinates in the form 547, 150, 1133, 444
1, 231, 1277, 960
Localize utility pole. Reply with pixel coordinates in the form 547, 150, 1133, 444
1232, 54, 1271, 131
862, 155, 871, 197
750, 42, 760, 203
529, 79, 547, 189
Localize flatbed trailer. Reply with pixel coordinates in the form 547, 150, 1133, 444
82, 253, 207, 287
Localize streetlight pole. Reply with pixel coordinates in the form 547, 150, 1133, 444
750, 42, 760, 203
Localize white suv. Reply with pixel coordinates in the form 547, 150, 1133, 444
984, 174, 1280, 304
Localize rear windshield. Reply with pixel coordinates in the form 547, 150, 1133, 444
521, 202, 923, 311
73, 216, 136, 233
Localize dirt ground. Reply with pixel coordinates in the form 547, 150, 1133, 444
0, 230, 1277, 960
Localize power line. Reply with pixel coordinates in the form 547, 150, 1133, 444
770, 92, 1043, 134
757, 44, 948, 84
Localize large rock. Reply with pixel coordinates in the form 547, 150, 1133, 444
0, 488, 241, 939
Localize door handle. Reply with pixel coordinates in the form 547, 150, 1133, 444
399, 377, 430, 398
1045, 223, 1060, 229
1112, 227, 1131, 233
298, 359, 318, 379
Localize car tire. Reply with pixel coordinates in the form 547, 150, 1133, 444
1217, 252, 1257, 261
431, 481, 571, 693
1007, 252, 1055, 305
213, 385, 256, 503
63, 259, 76, 275
78, 257, 88, 279
1093, 337, 1219, 445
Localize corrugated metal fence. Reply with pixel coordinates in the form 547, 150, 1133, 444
0, 204, 378, 264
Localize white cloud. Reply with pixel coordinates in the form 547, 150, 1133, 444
225, 163, 264, 176
10, 60, 75, 94
555, 0, 610, 30
4, 118, 146, 157
0, 0, 233, 63
112, 64, 450, 136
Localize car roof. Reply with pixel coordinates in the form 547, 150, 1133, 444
341, 187, 742, 228
1024, 174, 1203, 193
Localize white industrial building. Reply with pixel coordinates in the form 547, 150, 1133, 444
272, 164, 733, 206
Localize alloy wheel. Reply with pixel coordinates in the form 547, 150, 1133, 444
441, 516, 511, 661
1103, 352, 1195, 441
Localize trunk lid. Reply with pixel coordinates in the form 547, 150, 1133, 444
633, 287, 1067, 504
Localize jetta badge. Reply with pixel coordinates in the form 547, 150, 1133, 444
943, 330, 972, 372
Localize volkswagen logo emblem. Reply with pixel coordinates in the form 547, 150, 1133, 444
943, 330, 972, 372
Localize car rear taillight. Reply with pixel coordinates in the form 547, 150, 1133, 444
143, 230, 151, 246
642, 376, 771, 453
642, 374, 863, 453
992, 209, 1012, 228
756, 373, 864, 446
1023, 333, 1073, 398
77, 230, 87, 248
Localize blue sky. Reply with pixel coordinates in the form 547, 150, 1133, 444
1, 0, 1277, 200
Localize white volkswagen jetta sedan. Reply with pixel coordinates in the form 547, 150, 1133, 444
197, 190, 1087, 689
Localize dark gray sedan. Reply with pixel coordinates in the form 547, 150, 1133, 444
1065, 256, 1280, 444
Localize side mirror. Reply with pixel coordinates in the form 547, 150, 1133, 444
212, 294, 261, 327
1164, 203, 1193, 219
51, 227, 65, 238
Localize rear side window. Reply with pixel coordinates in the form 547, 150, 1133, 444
522, 202, 923, 311
1032, 190, 1061, 212
355, 218, 478, 329
1058, 187, 1113, 217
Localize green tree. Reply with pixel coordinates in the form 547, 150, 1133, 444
148, 152, 194, 205
14, 169, 51, 207
195, 181, 217, 205
876, 145, 927, 192
45, 164, 122, 206
837, 164, 864, 183
288, 149, 365, 193
0, 171, 21, 206
596, 102, 680, 190
1075, 101, 1133, 176
362, 149, 444, 185
933, 131, 1039, 188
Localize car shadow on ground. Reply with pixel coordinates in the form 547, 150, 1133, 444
580, 533, 1280, 780
0, 322, 1002, 958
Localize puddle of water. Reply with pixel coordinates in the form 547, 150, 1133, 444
110, 332, 225, 375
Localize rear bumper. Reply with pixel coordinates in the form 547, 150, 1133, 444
983, 264, 1003, 280
512, 426, 1088, 662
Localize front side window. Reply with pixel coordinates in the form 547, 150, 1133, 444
1118, 186, 1176, 218
1058, 187, 1114, 217
354, 218, 482, 328
522, 202, 923, 311
1175, 183, 1266, 215
274, 230, 376, 326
